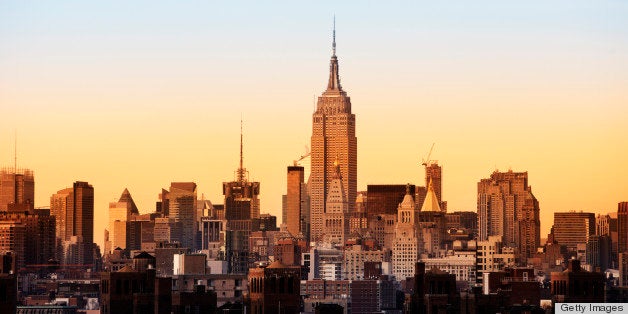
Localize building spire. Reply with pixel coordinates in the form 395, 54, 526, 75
326, 16, 342, 92
237, 118, 246, 182
332, 15, 336, 56
14, 130, 17, 172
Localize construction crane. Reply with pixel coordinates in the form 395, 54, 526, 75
293, 146, 311, 166
421, 143, 436, 167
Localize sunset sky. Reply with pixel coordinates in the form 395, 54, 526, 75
1, 1, 627, 248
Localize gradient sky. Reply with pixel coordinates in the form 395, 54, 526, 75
1, 1, 627, 248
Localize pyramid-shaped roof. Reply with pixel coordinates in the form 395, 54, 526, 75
119, 188, 139, 214
420, 179, 441, 212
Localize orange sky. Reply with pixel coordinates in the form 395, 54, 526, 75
1, 2, 627, 248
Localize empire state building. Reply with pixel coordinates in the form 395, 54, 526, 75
310, 25, 357, 242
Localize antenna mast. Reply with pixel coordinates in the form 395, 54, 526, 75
332, 15, 336, 56
237, 118, 247, 182
14, 130, 17, 172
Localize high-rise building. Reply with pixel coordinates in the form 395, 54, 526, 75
552, 211, 596, 251
285, 166, 308, 237
423, 163, 447, 212
618, 202, 628, 255
0, 168, 34, 212
50, 181, 94, 265
168, 182, 197, 250
0, 220, 25, 269
223, 123, 260, 273
392, 186, 422, 281
0, 210, 56, 268
477, 170, 540, 259
107, 188, 140, 253
310, 25, 357, 242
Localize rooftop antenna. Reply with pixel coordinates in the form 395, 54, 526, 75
237, 117, 247, 182
332, 15, 336, 56
14, 130, 17, 172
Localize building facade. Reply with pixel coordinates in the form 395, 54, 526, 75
552, 211, 596, 251
0, 168, 34, 212
283, 166, 307, 236
50, 181, 94, 265
392, 187, 422, 281
477, 170, 540, 259
310, 29, 357, 242
619, 202, 628, 256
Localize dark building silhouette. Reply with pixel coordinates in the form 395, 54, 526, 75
586, 234, 612, 271
411, 262, 459, 314
551, 259, 605, 303
366, 184, 415, 218
100, 266, 171, 314
445, 211, 478, 234
248, 261, 301, 314
0, 274, 17, 314
224, 123, 260, 274
314, 303, 343, 314
619, 202, 628, 257
252, 214, 278, 232
482, 268, 540, 307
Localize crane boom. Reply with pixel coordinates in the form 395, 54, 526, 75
422, 143, 435, 166
293, 146, 311, 166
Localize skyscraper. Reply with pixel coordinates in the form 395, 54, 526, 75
310, 23, 357, 242
477, 170, 540, 259
285, 165, 308, 237
0, 168, 34, 212
168, 182, 197, 250
50, 181, 94, 265
106, 188, 140, 253
618, 202, 628, 255
223, 122, 260, 273
552, 211, 596, 251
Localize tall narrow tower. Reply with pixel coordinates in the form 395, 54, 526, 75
310, 21, 357, 242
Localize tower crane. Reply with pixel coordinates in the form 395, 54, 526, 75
293, 146, 311, 166
421, 143, 436, 167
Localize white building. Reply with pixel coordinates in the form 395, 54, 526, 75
392, 186, 422, 282
421, 251, 477, 284
476, 235, 516, 280
342, 244, 391, 280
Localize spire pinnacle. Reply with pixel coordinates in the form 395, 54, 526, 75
332, 15, 336, 56
326, 16, 342, 92
237, 118, 246, 182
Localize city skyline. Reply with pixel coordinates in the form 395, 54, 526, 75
1, 1, 627, 248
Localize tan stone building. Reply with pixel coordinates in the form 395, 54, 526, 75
392, 186, 422, 281
310, 28, 357, 242
477, 170, 540, 259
